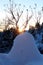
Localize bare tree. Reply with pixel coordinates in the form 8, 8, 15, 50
34, 4, 42, 24
4, 0, 24, 30
22, 6, 33, 30
4, 0, 33, 32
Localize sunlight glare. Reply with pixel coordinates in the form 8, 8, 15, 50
18, 28, 24, 33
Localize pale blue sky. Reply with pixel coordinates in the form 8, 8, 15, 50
0, 0, 43, 11
0, 0, 43, 22
0, 0, 43, 29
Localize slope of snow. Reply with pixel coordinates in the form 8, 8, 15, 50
25, 60, 43, 65
0, 32, 43, 65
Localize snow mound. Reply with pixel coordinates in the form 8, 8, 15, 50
8, 32, 41, 65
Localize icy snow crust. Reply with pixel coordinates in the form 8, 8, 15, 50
0, 32, 43, 65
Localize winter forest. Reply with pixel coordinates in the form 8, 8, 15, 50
0, 0, 43, 65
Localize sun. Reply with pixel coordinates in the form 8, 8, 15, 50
18, 28, 24, 33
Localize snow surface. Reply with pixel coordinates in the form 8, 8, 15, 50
0, 32, 43, 65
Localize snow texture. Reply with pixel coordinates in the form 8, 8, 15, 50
0, 32, 43, 65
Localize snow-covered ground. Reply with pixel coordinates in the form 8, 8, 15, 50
0, 32, 43, 65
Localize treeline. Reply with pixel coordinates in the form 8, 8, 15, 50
29, 22, 43, 54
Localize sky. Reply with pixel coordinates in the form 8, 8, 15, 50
0, 0, 43, 10
0, 0, 43, 30
0, 0, 43, 19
